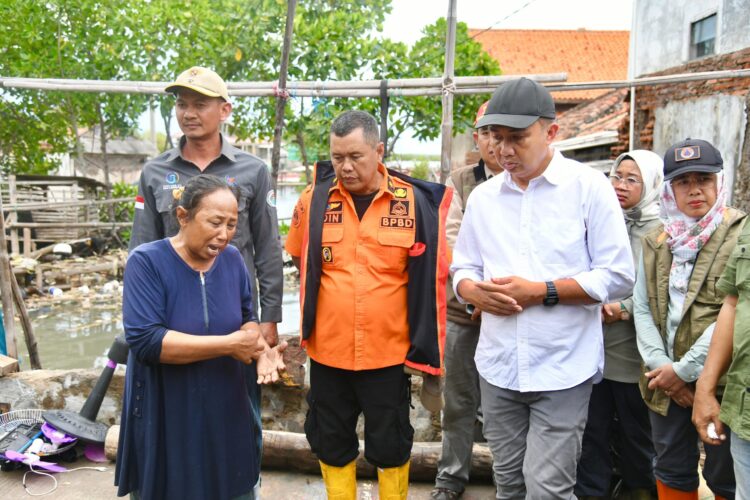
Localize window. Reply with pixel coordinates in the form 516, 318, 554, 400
690, 14, 717, 59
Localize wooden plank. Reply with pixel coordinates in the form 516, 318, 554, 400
8, 176, 18, 255
0, 354, 18, 376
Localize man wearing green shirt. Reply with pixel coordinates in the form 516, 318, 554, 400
694, 220, 750, 499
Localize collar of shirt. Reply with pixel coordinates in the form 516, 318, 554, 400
498, 148, 566, 192
330, 162, 395, 200
166, 133, 237, 163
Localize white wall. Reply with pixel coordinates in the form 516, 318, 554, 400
653, 95, 747, 200
631, 0, 750, 77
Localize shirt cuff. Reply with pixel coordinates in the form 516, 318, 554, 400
259, 305, 283, 323
452, 270, 482, 304
643, 354, 673, 372
716, 277, 738, 297
571, 272, 608, 304
673, 358, 702, 383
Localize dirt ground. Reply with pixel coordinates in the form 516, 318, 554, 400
0, 456, 715, 499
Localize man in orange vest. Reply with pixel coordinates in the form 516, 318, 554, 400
286, 110, 451, 499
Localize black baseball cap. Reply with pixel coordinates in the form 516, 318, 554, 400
475, 77, 556, 129
663, 138, 723, 181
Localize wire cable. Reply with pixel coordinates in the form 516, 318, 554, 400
22, 462, 108, 497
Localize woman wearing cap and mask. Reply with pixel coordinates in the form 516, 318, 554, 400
634, 139, 741, 499
576, 151, 662, 499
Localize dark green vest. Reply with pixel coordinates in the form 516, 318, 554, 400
639, 207, 746, 415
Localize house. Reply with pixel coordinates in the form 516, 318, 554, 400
57, 128, 159, 185
553, 88, 630, 171
629, 0, 750, 202
452, 29, 630, 170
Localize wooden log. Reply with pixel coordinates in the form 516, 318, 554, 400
105, 425, 119, 461
28, 238, 91, 260
103, 427, 493, 481
43, 260, 122, 281
0, 354, 19, 376
8, 262, 41, 369
0, 191, 18, 359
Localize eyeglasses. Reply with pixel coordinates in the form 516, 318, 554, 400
671, 174, 715, 191
609, 174, 642, 188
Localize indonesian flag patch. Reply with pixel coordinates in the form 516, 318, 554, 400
135, 195, 145, 210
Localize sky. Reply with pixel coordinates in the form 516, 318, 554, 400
382, 0, 633, 46
145, 0, 634, 155
383, 0, 633, 154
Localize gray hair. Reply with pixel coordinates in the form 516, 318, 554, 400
330, 110, 380, 146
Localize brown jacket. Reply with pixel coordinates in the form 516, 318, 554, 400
639, 207, 746, 415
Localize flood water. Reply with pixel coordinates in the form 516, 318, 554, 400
14, 286, 301, 370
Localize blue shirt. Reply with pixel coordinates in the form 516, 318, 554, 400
115, 239, 258, 499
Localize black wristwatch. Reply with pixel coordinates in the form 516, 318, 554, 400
543, 281, 559, 306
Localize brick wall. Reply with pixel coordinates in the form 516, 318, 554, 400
633, 47, 750, 150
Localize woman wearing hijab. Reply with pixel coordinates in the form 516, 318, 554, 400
634, 139, 741, 499
575, 150, 662, 500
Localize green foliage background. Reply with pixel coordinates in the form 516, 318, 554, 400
0, 0, 500, 175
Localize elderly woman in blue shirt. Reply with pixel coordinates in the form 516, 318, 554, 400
116, 175, 285, 500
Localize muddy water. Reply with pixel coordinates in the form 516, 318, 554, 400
13, 287, 301, 370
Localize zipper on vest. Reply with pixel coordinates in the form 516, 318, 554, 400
199, 271, 209, 332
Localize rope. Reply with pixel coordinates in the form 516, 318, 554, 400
272, 81, 290, 99
442, 80, 456, 96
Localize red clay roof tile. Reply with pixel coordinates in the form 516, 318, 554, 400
469, 29, 630, 102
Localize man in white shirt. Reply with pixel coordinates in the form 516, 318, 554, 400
451, 77, 635, 499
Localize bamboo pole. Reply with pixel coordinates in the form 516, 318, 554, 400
0, 73, 567, 93
4, 68, 749, 97
7, 222, 131, 229
8, 262, 41, 369
270, 0, 297, 192
439, 0, 457, 183
0, 193, 18, 360
2, 196, 131, 212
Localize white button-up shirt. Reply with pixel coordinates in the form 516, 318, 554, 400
451, 150, 635, 392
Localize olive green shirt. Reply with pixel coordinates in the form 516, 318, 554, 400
716, 219, 750, 441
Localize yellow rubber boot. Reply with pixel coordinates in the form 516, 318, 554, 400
319, 460, 357, 500
377, 462, 410, 500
